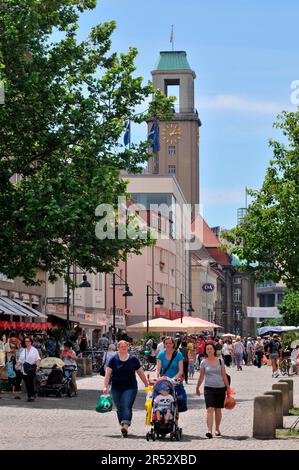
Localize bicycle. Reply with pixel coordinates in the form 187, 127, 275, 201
130, 346, 156, 371
82, 349, 105, 373
279, 357, 297, 376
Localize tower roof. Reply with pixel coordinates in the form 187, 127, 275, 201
154, 51, 192, 71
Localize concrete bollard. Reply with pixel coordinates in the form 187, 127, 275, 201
264, 391, 283, 428
76, 357, 86, 377
85, 357, 92, 375
278, 379, 294, 409
272, 383, 289, 415
253, 395, 276, 439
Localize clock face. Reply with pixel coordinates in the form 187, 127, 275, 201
161, 123, 182, 144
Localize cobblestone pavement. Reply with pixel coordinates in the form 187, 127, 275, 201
0, 365, 298, 450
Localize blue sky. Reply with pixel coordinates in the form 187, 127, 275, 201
76, 0, 298, 229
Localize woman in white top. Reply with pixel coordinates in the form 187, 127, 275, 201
17, 336, 41, 402
222, 340, 232, 367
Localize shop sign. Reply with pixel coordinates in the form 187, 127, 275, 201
154, 307, 170, 319
202, 283, 215, 292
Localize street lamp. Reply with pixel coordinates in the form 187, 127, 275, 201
234, 308, 240, 335
66, 266, 91, 332
112, 272, 133, 332
180, 292, 194, 324
146, 285, 164, 333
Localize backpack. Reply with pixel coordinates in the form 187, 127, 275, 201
270, 340, 280, 353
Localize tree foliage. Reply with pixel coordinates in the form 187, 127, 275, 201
222, 110, 299, 290
278, 290, 299, 326
0, 0, 174, 284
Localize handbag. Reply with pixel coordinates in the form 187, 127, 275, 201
219, 358, 231, 387
99, 352, 107, 377
23, 362, 37, 375
176, 381, 188, 412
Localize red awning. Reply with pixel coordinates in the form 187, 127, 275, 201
0, 321, 55, 330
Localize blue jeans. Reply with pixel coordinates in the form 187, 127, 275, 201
111, 387, 138, 426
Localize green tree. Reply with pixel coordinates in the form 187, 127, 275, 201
0, 1, 173, 284
260, 317, 285, 328
222, 109, 299, 290
278, 290, 299, 326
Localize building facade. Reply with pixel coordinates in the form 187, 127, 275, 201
122, 174, 190, 326
46, 271, 106, 345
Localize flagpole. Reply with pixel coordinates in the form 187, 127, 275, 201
170, 25, 174, 51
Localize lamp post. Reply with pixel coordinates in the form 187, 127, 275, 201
180, 292, 194, 323
146, 285, 164, 333
112, 272, 133, 332
66, 266, 92, 332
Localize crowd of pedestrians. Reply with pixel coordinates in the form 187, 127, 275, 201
99, 330, 299, 439
0, 329, 89, 401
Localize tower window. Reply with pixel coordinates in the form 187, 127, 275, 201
168, 145, 176, 156
168, 165, 176, 174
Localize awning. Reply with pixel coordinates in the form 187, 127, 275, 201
49, 312, 105, 329
127, 317, 177, 333
13, 298, 47, 319
0, 296, 47, 318
0, 321, 54, 330
0, 297, 28, 317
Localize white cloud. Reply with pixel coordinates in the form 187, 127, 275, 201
199, 95, 286, 114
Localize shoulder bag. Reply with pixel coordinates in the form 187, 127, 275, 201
99, 352, 107, 377
23, 350, 37, 375
219, 358, 231, 387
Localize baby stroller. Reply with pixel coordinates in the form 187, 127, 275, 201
36, 358, 76, 397
145, 377, 182, 441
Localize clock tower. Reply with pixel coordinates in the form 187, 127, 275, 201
148, 51, 201, 215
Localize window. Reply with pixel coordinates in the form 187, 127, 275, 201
168, 145, 176, 156
233, 288, 241, 302
259, 294, 275, 307
168, 165, 176, 174
233, 277, 241, 284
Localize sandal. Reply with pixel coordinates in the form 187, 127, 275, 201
205, 432, 213, 439
215, 431, 221, 436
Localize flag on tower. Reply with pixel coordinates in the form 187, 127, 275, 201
147, 120, 160, 152
123, 120, 131, 146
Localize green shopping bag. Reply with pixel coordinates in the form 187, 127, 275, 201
96, 394, 113, 413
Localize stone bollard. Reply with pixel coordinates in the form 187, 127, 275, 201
264, 391, 283, 428
278, 379, 294, 409
85, 357, 92, 375
272, 383, 289, 415
76, 357, 86, 377
253, 395, 276, 439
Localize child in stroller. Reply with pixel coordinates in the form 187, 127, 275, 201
146, 377, 182, 441
36, 358, 76, 397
